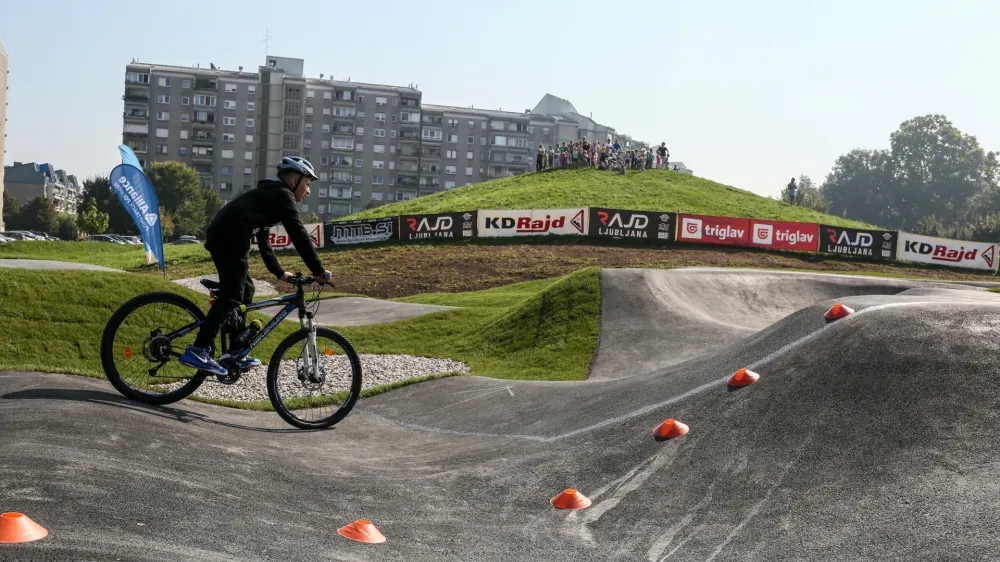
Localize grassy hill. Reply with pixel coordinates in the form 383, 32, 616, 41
341, 168, 872, 228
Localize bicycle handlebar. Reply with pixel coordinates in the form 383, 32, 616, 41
287, 272, 333, 287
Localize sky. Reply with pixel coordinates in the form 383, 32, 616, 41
2, 0, 999, 199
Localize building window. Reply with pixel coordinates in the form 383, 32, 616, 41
155, 128, 168, 138
182, 79, 191, 88
221, 166, 234, 176
224, 100, 236, 109
304, 123, 313, 132
179, 147, 188, 155
306, 107, 314, 116
223, 133, 234, 142
246, 118, 255, 128
375, 96, 387, 105
157, 94, 170, 104
223, 116, 236, 126
355, 142, 363, 151
446, 150, 457, 158
245, 134, 254, 143
465, 167, 473, 175
467, 136, 475, 144
244, 167, 252, 175
180, 130, 188, 140
448, 134, 458, 143
248, 85, 256, 95
322, 124, 330, 133
180, 113, 189, 123
374, 129, 386, 137
225, 83, 238, 93
156, 111, 169, 121
354, 175, 362, 184
244, 151, 253, 160
322, 108, 331, 116
445, 181, 456, 189
355, 159, 363, 168
182, 97, 190, 105
158, 77, 170, 87
445, 166, 456, 175
321, 140, 330, 149
466, 151, 474, 159
222, 150, 234, 159
374, 144, 385, 153
356, 127, 364, 136
304, 139, 313, 148
156, 144, 168, 155
247, 102, 255, 111
373, 160, 384, 169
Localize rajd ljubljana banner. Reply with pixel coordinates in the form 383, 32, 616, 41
109, 163, 165, 272
588, 208, 676, 241
819, 224, 897, 259
400, 211, 478, 240
896, 232, 998, 271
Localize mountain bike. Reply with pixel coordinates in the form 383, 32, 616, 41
99, 273, 362, 430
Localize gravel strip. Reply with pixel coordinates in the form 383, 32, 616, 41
157, 354, 469, 403
174, 274, 279, 297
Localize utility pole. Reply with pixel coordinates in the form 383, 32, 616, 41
263, 29, 272, 57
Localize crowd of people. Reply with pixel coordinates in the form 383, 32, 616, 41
535, 138, 678, 174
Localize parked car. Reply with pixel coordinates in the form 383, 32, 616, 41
85, 234, 127, 244
0, 231, 39, 241
171, 235, 201, 245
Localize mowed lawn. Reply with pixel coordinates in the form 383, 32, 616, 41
0, 267, 602, 387
340, 167, 873, 228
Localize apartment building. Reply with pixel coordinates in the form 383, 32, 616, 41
1, 39, 9, 230
4, 162, 82, 215
122, 55, 653, 220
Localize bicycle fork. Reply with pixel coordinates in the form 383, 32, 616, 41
298, 310, 323, 383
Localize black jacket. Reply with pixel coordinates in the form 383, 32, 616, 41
204, 179, 324, 279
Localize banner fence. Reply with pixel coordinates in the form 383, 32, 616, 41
257, 207, 999, 275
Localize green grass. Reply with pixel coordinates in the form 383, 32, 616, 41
341, 167, 873, 228
0, 240, 209, 271
0, 266, 602, 413
0, 268, 298, 380
337, 267, 602, 381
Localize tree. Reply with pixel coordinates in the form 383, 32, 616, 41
51, 213, 79, 241
3, 191, 20, 227
158, 210, 176, 239
9, 196, 57, 233
80, 174, 135, 234
818, 114, 998, 229
203, 186, 223, 229
77, 197, 110, 235
144, 161, 206, 238
302, 212, 320, 223
779, 175, 830, 213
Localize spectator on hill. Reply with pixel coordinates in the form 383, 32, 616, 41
787, 177, 797, 205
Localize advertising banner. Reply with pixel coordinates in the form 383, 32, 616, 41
896, 232, 998, 271
676, 213, 751, 246
400, 211, 477, 241
325, 217, 398, 246
478, 208, 587, 237
819, 224, 897, 260
109, 163, 165, 273
749, 219, 819, 251
264, 222, 325, 251
589, 208, 676, 242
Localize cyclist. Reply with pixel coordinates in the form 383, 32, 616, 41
178, 156, 332, 377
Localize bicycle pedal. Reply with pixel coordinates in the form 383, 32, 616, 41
216, 373, 241, 385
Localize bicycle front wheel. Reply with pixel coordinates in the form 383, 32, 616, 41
266, 327, 362, 429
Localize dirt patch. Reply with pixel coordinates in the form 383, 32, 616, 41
248, 240, 1000, 299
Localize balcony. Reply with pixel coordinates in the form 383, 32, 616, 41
418, 177, 440, 188
399, 130, 420, 141
421, 116, 442, 126
330, 175, 353, 184
123, 110, 149, 121
420, 147, 442, 158
195, 78, 217, 91
400, 98, 420, 108
397, 174, 419, 187
124, 90, 149, 102
193, 131, 215, 141
333, 124, 355, 135
193, 114, 216, 127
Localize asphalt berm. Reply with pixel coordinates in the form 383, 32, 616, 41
3, 267, 1000, 561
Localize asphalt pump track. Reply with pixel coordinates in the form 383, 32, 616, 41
3, 267, 1000, 561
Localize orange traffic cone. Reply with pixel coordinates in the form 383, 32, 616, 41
653, 419, 689, 439
0, 512, 48, 544
550, 489, 592, 510
337, 519, 385, 544
728, 368, 759, 387
824, 303, 854, 322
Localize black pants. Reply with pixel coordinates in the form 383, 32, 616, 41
193, 248, 256, 349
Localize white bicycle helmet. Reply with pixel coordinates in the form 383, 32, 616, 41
276, 156, 319, 180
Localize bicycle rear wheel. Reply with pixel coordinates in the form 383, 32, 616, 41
100, 291, 208, 405
266, 327, 362, 429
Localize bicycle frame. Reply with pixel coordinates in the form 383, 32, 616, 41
164, 285, 316, 362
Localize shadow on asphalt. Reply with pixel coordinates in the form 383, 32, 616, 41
0, 387, 318, 434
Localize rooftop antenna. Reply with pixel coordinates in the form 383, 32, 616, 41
263, 28, 272, 57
